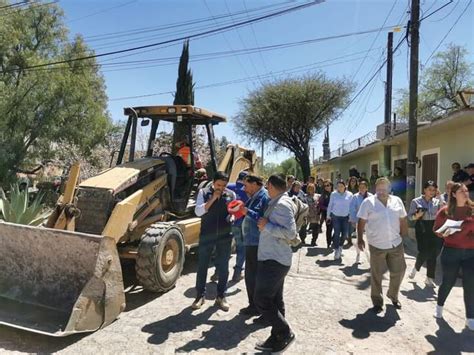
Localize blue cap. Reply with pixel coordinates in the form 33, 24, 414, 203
238, 170, 249, 181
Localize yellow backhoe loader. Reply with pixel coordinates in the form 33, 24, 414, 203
0, 105, 258, 337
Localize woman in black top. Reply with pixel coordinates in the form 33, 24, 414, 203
317, 180, 334, 248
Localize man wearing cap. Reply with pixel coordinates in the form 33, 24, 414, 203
239, 174, 269, 317
226, 171, 250, 282
465, 163, 474, 200
451, 162, 469, 183
193, 171, 236, 311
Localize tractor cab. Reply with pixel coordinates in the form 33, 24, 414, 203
116, 105, 225, 213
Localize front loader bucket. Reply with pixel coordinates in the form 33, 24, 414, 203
0, 222, 125, 337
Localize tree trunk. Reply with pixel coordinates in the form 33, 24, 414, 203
296, 153, 311, 182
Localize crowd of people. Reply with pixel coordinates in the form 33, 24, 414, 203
190, 161, 474, 353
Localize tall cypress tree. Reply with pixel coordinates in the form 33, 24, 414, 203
173, 39, 194, 149
174, 39, 194, 105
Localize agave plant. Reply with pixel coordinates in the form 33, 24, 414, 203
0, 184, 51, 226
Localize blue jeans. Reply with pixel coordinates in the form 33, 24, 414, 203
331, 214, 349, 249
196, 235, 232, 298
232, 225, 245, 273
349, 223, 355, 237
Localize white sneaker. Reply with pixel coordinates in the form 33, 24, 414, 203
408, 267, 417, 279
425, 277, 435, 287
467, 319, 474, 331
355, 253, 361, 264
434, 305, 443, 319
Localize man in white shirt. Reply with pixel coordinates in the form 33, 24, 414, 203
357, 177, 408, 313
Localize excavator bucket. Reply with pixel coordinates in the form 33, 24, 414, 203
0, 222, 125, 337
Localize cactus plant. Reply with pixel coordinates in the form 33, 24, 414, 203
0, 184, 51, 226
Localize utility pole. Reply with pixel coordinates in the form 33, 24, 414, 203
407, 0, 420, 206
383, 31, 394, 176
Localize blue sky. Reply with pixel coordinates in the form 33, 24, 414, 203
59, 0, 474, 163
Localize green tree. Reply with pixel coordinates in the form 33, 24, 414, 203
173, 39, 195, 149
215, 135, 230, 162
395, 44, 473, 121
279, 158, 303, 181
261, 162, 283, 179
261, 158, 303, 180
237, 73, 352, 180
0, 1, 110, 184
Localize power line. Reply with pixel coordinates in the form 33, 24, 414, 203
102, 49, 377, 74
98, 22, 403, 64
428, 0, 459, 22
201, 0, 256, 87
82, 0, 294, 42
84, 2, 298, 52
18, 25, 395, 73
108, 49, 381, 101
339, 5, 410, 133
350, 0, 397, 80
346, 72, 380, 133
68, 1, 138, 23
0, 0, 324, 73
97, 3, 402, 64
0, 1, 27, 10
338, 36, 407, 139
243, 0, 271, 74
419, 0, 454, 21
423, 0, 472, 66
109, 55, 373, 99
223, 0, 265, 85
423, 0, 439, 14
0, 0, 57, 16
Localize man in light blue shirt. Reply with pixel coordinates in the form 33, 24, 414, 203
254, 174, 296, 353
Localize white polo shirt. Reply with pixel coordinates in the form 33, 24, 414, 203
357, 194, 407, 250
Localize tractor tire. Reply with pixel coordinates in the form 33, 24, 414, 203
135, 223, 185, 292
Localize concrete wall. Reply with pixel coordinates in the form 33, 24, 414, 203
415, 121, 473, 194
315, 147, 382, 182
314, 110, 474, 194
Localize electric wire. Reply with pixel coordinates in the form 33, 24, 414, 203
68, 0, 138, 23
108, 49, 381, 101
423, 0, 472, 66
17, 26, 396, 73
243, 0, 271, 74
82, 0, 295, 41
201, 0, 256, 88
0, 0, 324, 73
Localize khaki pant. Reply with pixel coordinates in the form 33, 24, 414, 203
369, 243, 406, 307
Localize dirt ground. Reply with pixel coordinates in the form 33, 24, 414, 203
0, 233, 473, 354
